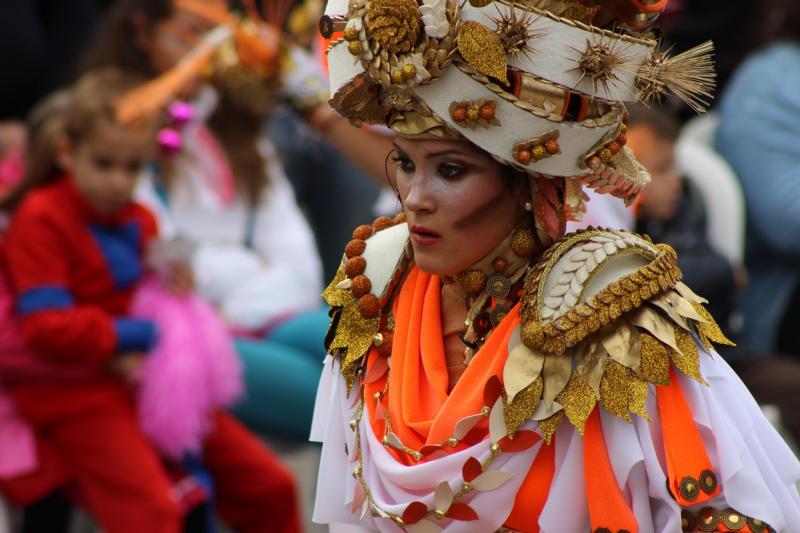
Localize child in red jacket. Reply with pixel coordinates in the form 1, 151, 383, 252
0, 69, 300, 533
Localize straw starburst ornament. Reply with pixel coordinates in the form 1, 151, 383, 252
635, 40, 716, 113
570, 35, 633, 100
489, 7, 544, 63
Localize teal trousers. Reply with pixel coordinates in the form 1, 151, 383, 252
232, 307, 329, 441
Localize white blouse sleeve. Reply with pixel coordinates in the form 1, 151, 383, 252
217, 142, 323, 330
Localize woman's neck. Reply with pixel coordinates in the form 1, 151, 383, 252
439, 220, 538, 391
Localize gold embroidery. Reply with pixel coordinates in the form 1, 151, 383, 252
520, 230, 682, 355
555, 373, 596, 435
504, 377, 543, 436
537, 410, 564, 445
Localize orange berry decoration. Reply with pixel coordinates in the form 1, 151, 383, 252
479, 104, 495, 121
544, 138, 560, 155
357, 294, 381, 318
376, 331, 393, 358
451, 106, 468, 122
352, 224, 374, 241
372, 216, 394, 232
345, 239, 366, 259
515, 149, 532, 165
345, 256, 367, 278
351, 275, 372, 298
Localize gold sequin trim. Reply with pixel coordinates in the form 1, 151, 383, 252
538, 410, 564, 445
600, 359, 649, 423
520, 229, 682, 355
457, 20, 509, 82
639, 332, 671, 385
693, 302, 736, 348
504, 377, 543, 436
672, 327, 707, 385
555, 373, 596, 435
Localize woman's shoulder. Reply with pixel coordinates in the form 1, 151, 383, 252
322, 214, 410, 310
321, 215, 409, 385
504, 227, 733, 439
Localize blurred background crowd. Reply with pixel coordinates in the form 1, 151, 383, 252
0, 0, 798, 531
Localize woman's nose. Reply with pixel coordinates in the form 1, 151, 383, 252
403, 174, 435, 214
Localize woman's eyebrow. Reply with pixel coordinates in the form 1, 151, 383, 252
392, 144, 468, 160
426, 150, 465, 159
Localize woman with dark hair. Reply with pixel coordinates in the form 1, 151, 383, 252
79, 0, 352, 440
715, 0, 800, 357
311, 0, 800, 531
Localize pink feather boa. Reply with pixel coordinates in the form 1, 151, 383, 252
0, 274, 240, 471
130, 278, 243, 459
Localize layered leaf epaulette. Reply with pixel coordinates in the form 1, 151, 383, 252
502, 228, 734, 442
322, 221, 411, 393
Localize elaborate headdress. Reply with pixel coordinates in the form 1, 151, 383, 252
321, 0, 714, 229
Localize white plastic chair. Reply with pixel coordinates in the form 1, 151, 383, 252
676, 113, 746, 267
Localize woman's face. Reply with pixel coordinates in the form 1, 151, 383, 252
394, 138, 525, 277
136, 8, 216, 74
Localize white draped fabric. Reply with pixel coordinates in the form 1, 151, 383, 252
311, 343, 800, 532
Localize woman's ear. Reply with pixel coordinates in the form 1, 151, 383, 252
53, 135, 74, 172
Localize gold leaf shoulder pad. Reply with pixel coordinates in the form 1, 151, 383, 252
501, 229, 734, 441
520, 228, 681, 354
322, 221, 411, 392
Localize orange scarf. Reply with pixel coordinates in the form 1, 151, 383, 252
359, 264, 719, 532
363, 266, 554, 531
365, 267, 521, 453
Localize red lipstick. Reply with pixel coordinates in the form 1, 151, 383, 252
410, 225, 442, 246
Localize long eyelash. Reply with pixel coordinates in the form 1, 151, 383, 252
384, 150, 403, 204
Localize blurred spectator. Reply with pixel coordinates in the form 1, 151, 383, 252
632, 105, 800, 443
80, 0, 331, 440
0, 1, 117, 207
0, 68, 301, 533
715, 0, 800, 356
267, 107, 383, 281
629, 107, 737, 329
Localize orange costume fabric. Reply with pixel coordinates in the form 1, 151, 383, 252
360, 266, 721, 532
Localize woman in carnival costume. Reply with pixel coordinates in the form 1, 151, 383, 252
311, 0, 800, 531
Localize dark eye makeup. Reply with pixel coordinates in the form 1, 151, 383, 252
391, 151, 415, 173
392, 148, 470, 180
437, 162, 466, 179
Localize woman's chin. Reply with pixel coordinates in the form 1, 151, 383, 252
412, 247, 468, 277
